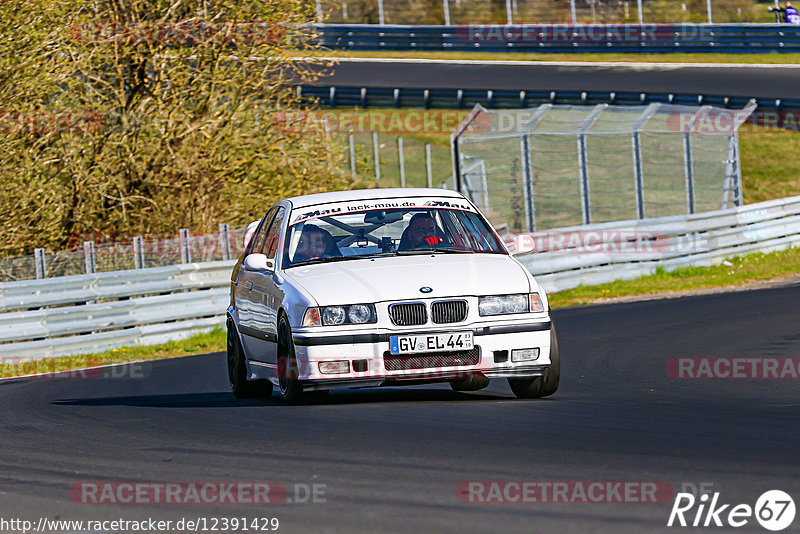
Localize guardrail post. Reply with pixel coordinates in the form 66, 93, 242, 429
83, 241, 96, 274
443, 0, 451, 25
734, 132, 743, 206
425, 143, 433, 188
219, 224, 231, 261
372, 131, 381, 186
349, 133, 357, 178
521, 134, 535, 232
34, 248, 47, 279
683, 132, 695, 214
397, 137, 406, 187
378, 0, 385, 24
315, 0, 323, 23
506, 0, 513, 24
133, 236, 145, 269
179, 229, 192, 264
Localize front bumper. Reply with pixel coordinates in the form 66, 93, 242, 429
289, 319, 552, 387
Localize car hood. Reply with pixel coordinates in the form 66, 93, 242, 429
282, 253, 532, 305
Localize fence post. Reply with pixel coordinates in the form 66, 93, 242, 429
575, 104, 607, 225
443, 0, 451, 25
133, 236, 145, 269
630, 103, 660, 220
34, 248, 47, 279
349, 133, 357, 178
219, 223, 232, 261
372, 131, 381, 186
425, 143, 433, 188
521, 134, 535, 232
179, 229, 192, 264
397, 137, 406, 187
83, 241, 96, 274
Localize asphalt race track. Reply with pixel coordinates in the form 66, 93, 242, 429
1, 284, 799, 533
308, 58, 800, 100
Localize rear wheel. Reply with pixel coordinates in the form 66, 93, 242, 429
227, 320, 272, 398
277, 315, 308, 405
508, 322, 560, 399
449, 375, 490, 392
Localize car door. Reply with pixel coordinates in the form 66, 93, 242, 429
237, 206, 277, 356
246, 206, 286, 365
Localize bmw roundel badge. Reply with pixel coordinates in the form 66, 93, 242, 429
420, 286, 433, 294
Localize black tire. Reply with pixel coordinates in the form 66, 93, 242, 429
449, 375, 490, 392
228, 320, 273, 399
277, 315, 308, 405
508, 322, 560, 399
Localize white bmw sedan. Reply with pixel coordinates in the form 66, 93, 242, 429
227, 188, 559, 404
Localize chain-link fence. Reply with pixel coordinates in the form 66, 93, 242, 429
316, 0, 775, 25
331, 130, 455, 189
453, 102, 755, 233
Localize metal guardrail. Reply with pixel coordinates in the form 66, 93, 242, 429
2, 195, 799, 360
298, 85, 800, 112
314, 23, 800, 53
0, 261, 234, 360
516, 195, 800, 293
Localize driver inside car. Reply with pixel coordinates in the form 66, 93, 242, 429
292, 225, 339, 264
398, 213, 447, 250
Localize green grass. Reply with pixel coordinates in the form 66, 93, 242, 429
739, 129, 800, 204
295, 49, 800, 64
548, 246, 800, 308
0, 326, 226, 379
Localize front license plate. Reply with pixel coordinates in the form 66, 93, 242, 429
389, 332, 474, 355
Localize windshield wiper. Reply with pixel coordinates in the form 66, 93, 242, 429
290, 255, 356, 267
394, 248, 473, 255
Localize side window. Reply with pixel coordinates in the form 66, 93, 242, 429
263, 207, 286, 261
251, 207, 277, 254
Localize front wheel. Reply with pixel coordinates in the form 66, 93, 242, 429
508, 321, 560, 399
227, 320, 273, 398
277, 315, 308, 405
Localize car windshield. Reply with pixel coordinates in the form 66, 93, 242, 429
284, 206, 506, 268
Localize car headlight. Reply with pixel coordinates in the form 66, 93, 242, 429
302, 304, 377, 326
322, 306, 346, 325
348, 305, 372, 324
479, 293, 544, 316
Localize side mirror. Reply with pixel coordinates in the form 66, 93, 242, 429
243, 253, 274, 273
